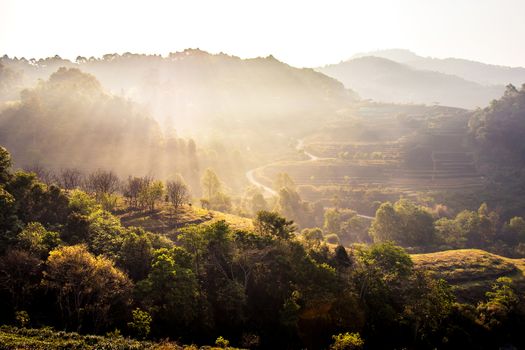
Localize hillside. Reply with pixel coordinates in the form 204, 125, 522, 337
354, 49, 525, 87
0, 51, 358, 132
116, 202, 254, 235
413, 249, 525, 302
0, 68, 200, 180
317, 56, 503, 109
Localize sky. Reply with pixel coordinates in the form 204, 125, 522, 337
1, 0, 524, 68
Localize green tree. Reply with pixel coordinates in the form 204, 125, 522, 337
16, 222, 61, 258
0, 146, 12, 183
127, 308, 152, 339
0, 186, 20, 252
477, 277, 519, 331
201, 168, 221, 199
254, 211, 296, 239
138, 180, 164, 212
118, 230, 153, 281
370, 200, 435, 246
136, 248, 199, 334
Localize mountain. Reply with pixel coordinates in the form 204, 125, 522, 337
352, 49, 525, 87
317, 56, 504, 109
0, 50, 358, 132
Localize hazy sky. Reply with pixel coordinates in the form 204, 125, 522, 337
1, 0, 524, 68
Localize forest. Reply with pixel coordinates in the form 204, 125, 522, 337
1, 17, 525, 348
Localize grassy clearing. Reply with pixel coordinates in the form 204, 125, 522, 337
412, 249, 525, 301
116, 202, 253, 235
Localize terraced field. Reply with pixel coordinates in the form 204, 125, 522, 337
253, 127, 483, 194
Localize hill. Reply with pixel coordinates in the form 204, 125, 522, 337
0, 51, 358, 133
412, 249, 525, 302
317, 56, 503, 109
116, 202, 254, 236
354, 49, 525, 87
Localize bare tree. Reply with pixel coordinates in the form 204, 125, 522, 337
25, 164, 55, 185
123, 176, 148, 207
85, 170, 120, 197
166, 176, 190, 209
58, 168, 84, 190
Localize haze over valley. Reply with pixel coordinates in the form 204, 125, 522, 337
2, 1, 525, 349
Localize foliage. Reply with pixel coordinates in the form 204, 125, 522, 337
128, 308, 152, 339
370, 199, 435, 246
254, 211, 296, 239
215, 336, 230, 348
330, 332, 364, 350
42, 245, 132, 332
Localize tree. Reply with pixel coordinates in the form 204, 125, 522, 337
166, 176, 190, 209
16, 222, 61, 258
127, 308, 152, 339
369, 202, 402, 242
57, 168, 84, 190
334, 245, 352, 269
330, 332, 364, 350
370, 200, 435, 246
138, 180, 164, 212
477, 277, 519, 331
274, 172, 296, 191
254, 211, 296, 239
85, 170, 120, 198
0, 249, 42, 311
0, 146, 12, 183
43, 245, 132, 332
201, 168, 221, 199
302, 227, 324, 246
136, 248, 199, 335
0, 186, 20, 251
118, 230, 153, 281
123, 176, 149, 208
251, 192, 267, 214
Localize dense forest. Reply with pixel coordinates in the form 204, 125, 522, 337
2, 144, 525, 350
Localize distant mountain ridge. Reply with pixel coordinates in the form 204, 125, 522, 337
317, 51, 510, 109
351, 49, 525, 87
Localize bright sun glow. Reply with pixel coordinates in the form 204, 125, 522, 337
1, 0, 525, 67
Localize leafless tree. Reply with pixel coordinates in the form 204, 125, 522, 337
58, 168, 84, 190
166, 176, 190, 209
25, 164, 55, 185
85, 170, 120, 197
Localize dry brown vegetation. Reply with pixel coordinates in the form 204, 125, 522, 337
412, 249, 525, 301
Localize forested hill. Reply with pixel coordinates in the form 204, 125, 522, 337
317, 56, 504, 109
0, 68, 199, 182
469, 84, 525, 166
0, 50, 358, 131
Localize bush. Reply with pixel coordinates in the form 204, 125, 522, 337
127, 308, 152, 339
330, 332, 364, 350
215, 336, 230, 348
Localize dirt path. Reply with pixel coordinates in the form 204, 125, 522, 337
245, 139, 375, 220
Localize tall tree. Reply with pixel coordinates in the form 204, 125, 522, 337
201, 168, 221, 199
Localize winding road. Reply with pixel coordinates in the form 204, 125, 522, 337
245, 139, 374, 220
